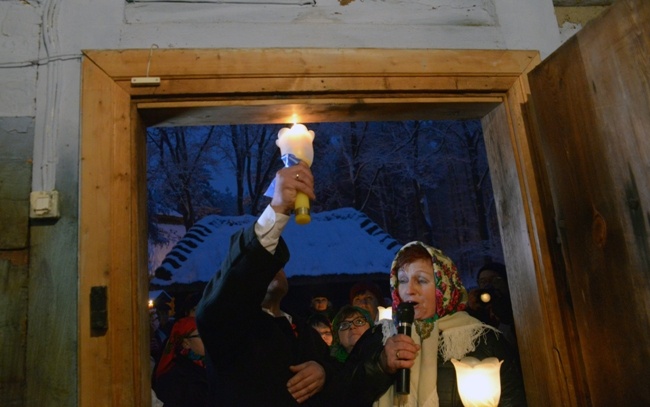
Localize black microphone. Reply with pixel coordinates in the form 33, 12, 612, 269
395, 301, 415, 395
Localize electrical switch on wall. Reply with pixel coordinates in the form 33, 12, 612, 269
30, 190, 60, 219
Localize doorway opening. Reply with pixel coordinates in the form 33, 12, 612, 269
145, 118, 506, 320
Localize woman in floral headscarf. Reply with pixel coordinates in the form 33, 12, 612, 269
153, 316, 208, 407
374, 242, 527, 407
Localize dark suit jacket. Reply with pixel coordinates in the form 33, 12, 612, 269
196, 223, 332, 406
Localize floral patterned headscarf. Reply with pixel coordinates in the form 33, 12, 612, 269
389, 241, 468, 338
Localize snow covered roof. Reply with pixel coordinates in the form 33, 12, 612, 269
152, 207, 400, 285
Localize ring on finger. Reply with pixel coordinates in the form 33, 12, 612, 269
295, 173, 300, 180
396, 350, 401, 359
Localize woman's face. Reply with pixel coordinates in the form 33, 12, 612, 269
397, 258, 437, 320
337, 312, 370, 353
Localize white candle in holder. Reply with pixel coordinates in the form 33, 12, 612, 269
276, 123, 315, 224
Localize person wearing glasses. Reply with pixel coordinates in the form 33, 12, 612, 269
330, 305, 375, 361
320, 305, 395, 407
153, 316, 208, 407
196, 162, 333, 406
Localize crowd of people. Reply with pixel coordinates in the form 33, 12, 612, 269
150, 161, 526, 406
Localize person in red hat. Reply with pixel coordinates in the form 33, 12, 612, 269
153, 316, 208, 407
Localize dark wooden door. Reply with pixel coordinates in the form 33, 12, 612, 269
527, 0, 650, 404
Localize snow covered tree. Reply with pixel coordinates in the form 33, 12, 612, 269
147, 126, 222, 231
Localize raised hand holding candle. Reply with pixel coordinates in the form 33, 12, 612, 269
276, 123, 315, 225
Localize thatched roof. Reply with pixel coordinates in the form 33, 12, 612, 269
152, 207, 400, 285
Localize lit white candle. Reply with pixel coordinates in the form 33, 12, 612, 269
276, 123, 314, 166
276, 123, 315, 224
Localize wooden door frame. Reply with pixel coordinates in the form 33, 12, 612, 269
79, 48, 576, 406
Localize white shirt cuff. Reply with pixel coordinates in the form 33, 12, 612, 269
255, 205, 290, 254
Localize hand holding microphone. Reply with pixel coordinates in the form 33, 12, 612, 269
396, 301, 415, 395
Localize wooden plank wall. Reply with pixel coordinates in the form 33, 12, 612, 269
527, 0, 650, 405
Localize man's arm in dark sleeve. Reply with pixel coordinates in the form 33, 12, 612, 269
195, 223, 289, 337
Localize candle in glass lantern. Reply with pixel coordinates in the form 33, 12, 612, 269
451, 356, 503, 407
